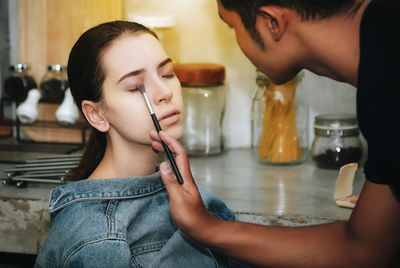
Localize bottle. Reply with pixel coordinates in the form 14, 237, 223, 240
311, 113, 362, 169
39, 64, 69, 103
16, 88, 41, 124
251, 71, 309, 164
174, 63, 226, 156
4, 64, 37, 103
55, 88, 79, 125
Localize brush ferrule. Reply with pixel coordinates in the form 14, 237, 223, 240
143, 92, 155, 114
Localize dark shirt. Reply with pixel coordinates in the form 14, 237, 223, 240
357, 0, 400, 196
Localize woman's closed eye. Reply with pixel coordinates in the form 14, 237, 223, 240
128, 85, 144, 93
162, 72, 175, 79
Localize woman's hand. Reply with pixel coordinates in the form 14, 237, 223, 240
150, 130, 219, 241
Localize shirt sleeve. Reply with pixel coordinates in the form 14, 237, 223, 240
64, 239, 131, 268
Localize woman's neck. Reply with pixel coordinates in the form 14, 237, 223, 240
88, 136, 158, 180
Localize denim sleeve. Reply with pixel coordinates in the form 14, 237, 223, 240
64, 239, 131, 268
198, 187, 236, 222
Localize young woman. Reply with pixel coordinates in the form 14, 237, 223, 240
34, 21, 248, 268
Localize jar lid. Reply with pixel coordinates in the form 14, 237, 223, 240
173, 63, 225, 86
314, 113, 358, 130
48, 64, 67, 72
9, 64, 29, 72
127, 12, 176, 28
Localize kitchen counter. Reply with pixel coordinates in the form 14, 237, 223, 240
0, 147, 365, 255
189, 149, 364, 225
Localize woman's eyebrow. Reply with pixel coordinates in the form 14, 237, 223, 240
117, 69, 145, 85
158, 58, 172, 69
116, 58, 172, 85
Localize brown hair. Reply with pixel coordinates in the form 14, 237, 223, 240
67, 21, 157, 181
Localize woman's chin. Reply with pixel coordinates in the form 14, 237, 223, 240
165, 125, 184, 141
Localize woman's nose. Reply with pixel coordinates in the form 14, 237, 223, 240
150, 77, 173, 104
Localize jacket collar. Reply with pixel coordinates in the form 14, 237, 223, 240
48, 172, 164, 213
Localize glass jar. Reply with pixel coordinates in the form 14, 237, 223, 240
4, 64, 37, 103
39, 64, 69, 103
251, 71, 309, 165
311, 113, 362, 169
127, 12, 179, 63
174, 63, 226, 156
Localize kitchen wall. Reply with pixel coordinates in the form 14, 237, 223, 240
7, 0, 358, 148
17, 0, 124, 83
125, 0, 358, 148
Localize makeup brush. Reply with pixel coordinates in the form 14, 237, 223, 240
140, 87, 184, 184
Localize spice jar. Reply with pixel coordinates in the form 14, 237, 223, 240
174, 63, 226, 156
39, 64, 69, 103
4, 64, 37, 103
311, 113, 362, 169
251, 71, 309, 164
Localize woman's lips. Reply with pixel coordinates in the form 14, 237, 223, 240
158, 110, 181, 127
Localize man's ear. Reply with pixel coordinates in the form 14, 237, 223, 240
81, 100, 109, 132
258, 6, 288, 41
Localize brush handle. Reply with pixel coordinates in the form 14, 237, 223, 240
151, 113, 184, 184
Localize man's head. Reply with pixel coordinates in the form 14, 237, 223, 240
219, 0, 358, 50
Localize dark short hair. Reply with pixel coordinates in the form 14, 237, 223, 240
219, 0, 358, 50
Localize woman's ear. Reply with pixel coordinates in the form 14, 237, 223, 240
81, 100, 109, 132
258, 6, 288, 41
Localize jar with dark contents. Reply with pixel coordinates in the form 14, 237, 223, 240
39, 64, 69, 103
4, 64, 37, 103
311, 114, 362, 169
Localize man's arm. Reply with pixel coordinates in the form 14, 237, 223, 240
152, 130, 400, 267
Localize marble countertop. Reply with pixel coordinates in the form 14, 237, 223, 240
0, 147, 365, 219
189, 148, 364, 222
0, 147, 365, 254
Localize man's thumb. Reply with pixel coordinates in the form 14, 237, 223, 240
160, 162, 178, 184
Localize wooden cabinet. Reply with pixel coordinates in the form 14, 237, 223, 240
17, 1, 123, 143
19, 0, 124, 82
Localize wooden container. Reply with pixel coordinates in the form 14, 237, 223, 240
173, 63, 225, 86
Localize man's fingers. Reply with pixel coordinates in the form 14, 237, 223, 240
159, 131, 187, 159
150, 130, 164, 152
150, 130, 161, 141
151, 141, 164, 152
159, 162, 182, 196
158, 131, 192, 178
157, 131, 198, 187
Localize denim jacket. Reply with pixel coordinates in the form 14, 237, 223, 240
34, 172, 249, 268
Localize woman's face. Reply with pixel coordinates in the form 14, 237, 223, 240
99, 33, 184, 145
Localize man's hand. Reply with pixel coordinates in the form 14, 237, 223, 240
150, 130, 220, 241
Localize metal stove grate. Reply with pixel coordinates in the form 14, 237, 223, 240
1, 154, 81, 188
